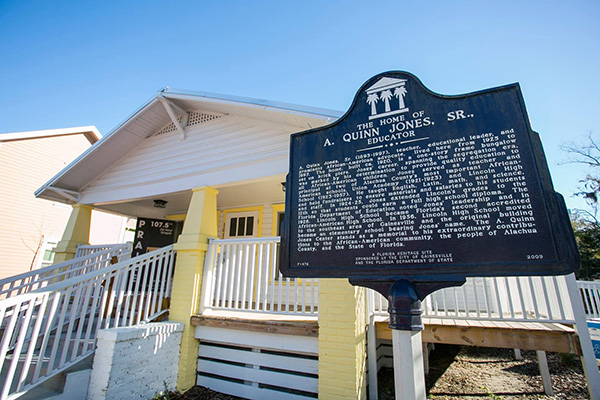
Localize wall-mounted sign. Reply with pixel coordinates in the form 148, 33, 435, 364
132, 218, 183, 257
279, 71, 579, 281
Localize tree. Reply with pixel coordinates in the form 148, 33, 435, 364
571, 211, 600, 280
561, 131, 600, 217
562, 132, 600, 279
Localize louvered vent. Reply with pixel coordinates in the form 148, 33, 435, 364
155, 112, 222, 136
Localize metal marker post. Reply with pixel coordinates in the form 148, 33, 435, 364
388, 280, 426, 400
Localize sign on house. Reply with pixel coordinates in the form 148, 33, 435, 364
132, 218, 183, 257
279, 71, 579, 280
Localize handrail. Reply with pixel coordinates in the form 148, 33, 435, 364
75, 243, 131, 258
368, 275, 576, 324
0, 243, 131, 299
0, 245, 175, 400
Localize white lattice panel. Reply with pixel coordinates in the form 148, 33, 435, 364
155, 115, 184, 136
154, 112, 221, 136
188, 111, 221, 127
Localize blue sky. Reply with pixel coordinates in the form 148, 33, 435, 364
1, 0, 598, 211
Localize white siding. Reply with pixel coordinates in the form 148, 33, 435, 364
80, 116, 297, 204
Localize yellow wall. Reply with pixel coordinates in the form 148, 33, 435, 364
318, 279, 368, 399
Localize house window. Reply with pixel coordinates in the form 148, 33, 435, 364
38, 240, 58, 269
224, 211, 259, 238
276, 212, 285, 236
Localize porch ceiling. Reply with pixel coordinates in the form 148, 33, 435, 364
93, 175, 287, 220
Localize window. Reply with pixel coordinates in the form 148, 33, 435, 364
224, 211, 260, 238
38, 240, 58, 269
276, 211, 285, 236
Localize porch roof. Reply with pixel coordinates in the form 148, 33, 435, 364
34, 88, 343, 205
0, 126, 100, 144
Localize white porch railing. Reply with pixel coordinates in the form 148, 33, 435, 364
0, 245, 175, 400
201, 237, 318, 316
578, 280, 600, 319
74, 243, 130, 259
0, 243, 131, 299
369, 275, 576, 324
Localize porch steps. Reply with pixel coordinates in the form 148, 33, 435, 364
16, 355, 93, 400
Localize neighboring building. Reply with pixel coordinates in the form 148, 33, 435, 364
0, 126, 134, 280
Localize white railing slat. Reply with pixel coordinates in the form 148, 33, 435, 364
202, 237, 318, 317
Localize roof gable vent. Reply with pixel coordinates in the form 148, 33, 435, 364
155, 112, 222, 136
188, 111, 222, 127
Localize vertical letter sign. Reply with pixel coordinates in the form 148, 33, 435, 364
280, 71, 578, 285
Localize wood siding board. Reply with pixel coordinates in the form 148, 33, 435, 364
196, 359, 317, 393
89, 144, 288, 190
83, 132, 290, 195
95, 122, 255, 173
197, 344, 317, 374
79, 158, 288, 205
194, 326, 318, 355
76, 114, 302, 204
87, 120, 272, 177
196, 376, 312, 400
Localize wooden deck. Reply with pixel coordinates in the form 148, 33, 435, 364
193, 313, 579, 355
191, 313, 319, 337
376, 317, 581, 354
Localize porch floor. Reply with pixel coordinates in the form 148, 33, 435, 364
376, 317, 581, 355
193, 312, 579, 356
191, 312, 318, 337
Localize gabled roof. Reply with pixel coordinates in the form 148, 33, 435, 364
0, 126, 100, 144
35, 88, 343, 204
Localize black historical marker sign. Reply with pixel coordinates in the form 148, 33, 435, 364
279, 71, 579, 282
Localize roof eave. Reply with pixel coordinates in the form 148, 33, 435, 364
35, 88, 344, 204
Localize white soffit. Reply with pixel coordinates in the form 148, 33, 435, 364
35, 89, 343, 204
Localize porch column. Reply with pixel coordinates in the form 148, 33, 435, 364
170, 186, 218, 392
53, 204, 93, 263
318, 279, 368, 399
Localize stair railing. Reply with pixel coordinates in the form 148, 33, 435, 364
74, 243, 130, 259
0, 243, 131, 299
0, 245, 175, 400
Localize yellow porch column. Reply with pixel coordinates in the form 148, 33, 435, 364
318, 279, 368, 399
53, 204, 93, 263
170, 186, 218, 392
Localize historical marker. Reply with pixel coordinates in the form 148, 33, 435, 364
279, 71, 579, 282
